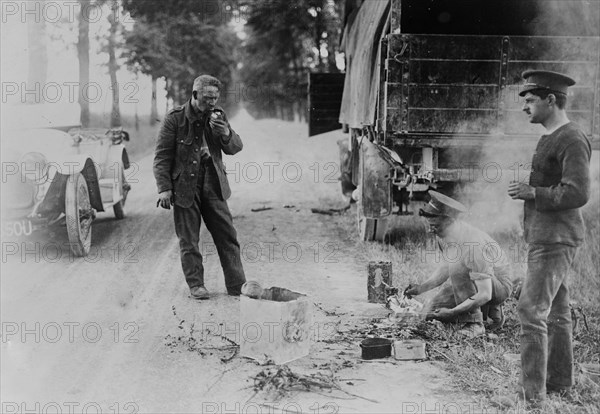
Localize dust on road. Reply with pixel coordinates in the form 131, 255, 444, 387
1, 110, 475, 413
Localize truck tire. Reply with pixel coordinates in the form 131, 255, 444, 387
357, 201, 388, 242
355, 135, 389, 242
358, 212, 376, 241
65, 173, 93, 257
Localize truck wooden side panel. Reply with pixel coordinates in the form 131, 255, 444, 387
383, 34, 600, 147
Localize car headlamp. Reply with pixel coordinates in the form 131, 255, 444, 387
20, 152, 48, 184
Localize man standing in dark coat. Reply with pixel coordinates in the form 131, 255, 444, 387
154, 75, 246, 299
508, 70, 591, 405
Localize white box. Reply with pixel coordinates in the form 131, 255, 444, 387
393, 339, 426, 360
239, 287, 312, 365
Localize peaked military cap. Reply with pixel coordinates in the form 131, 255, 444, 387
419, 190, 467, 218
519, 70, 576, 97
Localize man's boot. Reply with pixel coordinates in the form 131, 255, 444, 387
190, 286, 210, 300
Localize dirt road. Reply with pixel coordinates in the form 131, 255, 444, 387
1, 111, 475, 413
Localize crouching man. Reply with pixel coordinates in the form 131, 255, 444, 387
405, 191, 513, 338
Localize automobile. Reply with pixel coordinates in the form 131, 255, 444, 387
1, 126, 131, 257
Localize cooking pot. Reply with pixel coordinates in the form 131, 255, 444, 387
360, 337, 392, 360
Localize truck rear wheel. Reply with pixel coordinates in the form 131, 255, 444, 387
357, 203, 388, 242
65, 173, 93, 257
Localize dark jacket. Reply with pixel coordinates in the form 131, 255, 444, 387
524, 122, 591, 246
153, 100, 243, 207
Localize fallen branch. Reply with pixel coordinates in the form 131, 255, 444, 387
311, 204, 351, 216
314, 302, 347, 317
251, 365, 378, 403
251, 206, 273, 212
220, 346, 238, 363
205, 366, 237, 394
311, 208, 334, 216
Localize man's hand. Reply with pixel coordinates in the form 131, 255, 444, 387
430, 307, 455, 321
404, 284, 421, 298
157, 190, 173, 209
508, 182, 535, 200
209, 118, 230, 137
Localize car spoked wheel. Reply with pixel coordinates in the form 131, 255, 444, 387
65, 173, 93, 257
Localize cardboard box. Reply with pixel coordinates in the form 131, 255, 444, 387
240, 287, 312, 365
393, 340, 426, 360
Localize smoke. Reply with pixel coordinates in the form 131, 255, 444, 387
454, 135, 538, 236
447, 0, 599, 234
528, 0, 599, 37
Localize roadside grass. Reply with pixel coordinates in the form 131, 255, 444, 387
339, 186, 600, 412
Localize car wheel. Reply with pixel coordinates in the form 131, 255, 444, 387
65, 173, 93, 257
113, 165, 128, 220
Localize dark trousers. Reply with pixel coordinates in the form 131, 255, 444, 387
518, 243, 577, 402
173, 162, 246, 291
429, 267, 512, 323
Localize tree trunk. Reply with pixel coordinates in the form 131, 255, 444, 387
326, 31, 338, 72
78, 0, 91, 127
165, 78, 170, 113
27, 5, 47, 104
314, 1, 325, 71
150, 76, 158, 125
107, 9, 121, 127
326, 0, 341, 72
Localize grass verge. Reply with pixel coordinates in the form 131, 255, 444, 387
338, 186, 600, 413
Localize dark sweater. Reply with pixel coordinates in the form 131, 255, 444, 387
524, 122, 591, 246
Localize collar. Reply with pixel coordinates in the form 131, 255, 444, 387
184, 99, 203, 123
544, 120, 571, 136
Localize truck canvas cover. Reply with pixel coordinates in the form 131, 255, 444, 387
338, 0, 390, 128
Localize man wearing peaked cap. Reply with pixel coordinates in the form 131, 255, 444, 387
518, 70, 576, 97
508, 69, 591, 405
419, 190, 468, 218
405, 191, 513, 338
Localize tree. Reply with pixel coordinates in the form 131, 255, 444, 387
150, 76, 158, 125
240, 0, 343, 120
78, 0, 91, 126
106, 6, 121, 127
26, 1, 48, 104
122, 0, 240, 113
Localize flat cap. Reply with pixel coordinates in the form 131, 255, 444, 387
519, 70, 576, 97
419, 190, 467, 218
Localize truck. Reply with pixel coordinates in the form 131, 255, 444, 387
309, 0, 600, 241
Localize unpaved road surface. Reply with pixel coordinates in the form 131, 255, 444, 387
1, 111, 475, 413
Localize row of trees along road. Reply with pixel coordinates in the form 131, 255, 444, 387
240, 0, 343, 121
25, 0, 129, 127
26, 0, 344, 127
123, 0, 344, 122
